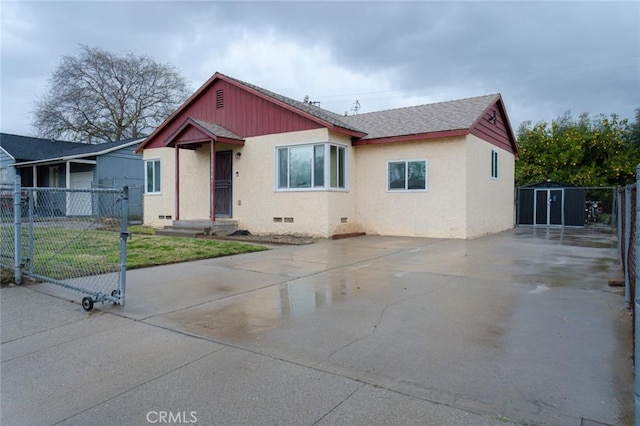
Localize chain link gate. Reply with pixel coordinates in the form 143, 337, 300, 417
1, 176, 129, 311
0, 181, 17, 276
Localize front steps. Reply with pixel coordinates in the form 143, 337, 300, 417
156, 219, 239, 238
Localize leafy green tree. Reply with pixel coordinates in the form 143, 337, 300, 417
515, 111, 640, 187
626, 108, 640, 148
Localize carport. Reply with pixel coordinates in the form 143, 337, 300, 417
516, 180, 586, 227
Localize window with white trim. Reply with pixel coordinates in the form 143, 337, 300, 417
145, 159, 161, 194
276, 143, 346, 190
387, 159, 427, 191
491, 150, 499, 179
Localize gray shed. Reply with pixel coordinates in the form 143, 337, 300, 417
516, 181, 585, 227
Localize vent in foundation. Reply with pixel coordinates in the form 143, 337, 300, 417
166, 215, 172, 220
158, 215, 165, 219
341, 217, 348, 223
284, 217, 294, 223
273, 217, 283, 223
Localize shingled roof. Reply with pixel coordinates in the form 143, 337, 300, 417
136, 72, 517, 154
341, 94, 501, 140
0, 133, 141, 163
190, 118, 243, 141
219, 73, 362, 133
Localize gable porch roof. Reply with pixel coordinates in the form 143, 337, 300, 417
164, 117, 245, 149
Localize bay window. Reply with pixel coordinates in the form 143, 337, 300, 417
276, 143, 346, 190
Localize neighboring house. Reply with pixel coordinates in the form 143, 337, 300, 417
0, 133, 145, 218
135, 73, 520, 239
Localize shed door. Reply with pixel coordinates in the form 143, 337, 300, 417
548, 189, 563, 225
534, 189, 563, 226
214, 151, 232, 217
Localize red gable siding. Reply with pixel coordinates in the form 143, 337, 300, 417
144, 79, 323, 149
469, 100, 519, 156
174, 125, 210, 144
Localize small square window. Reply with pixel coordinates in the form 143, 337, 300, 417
145, 159, 161, 194
388, 159, 427, 191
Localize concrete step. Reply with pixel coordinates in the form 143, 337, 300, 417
156, 220, 239, 238
210, 221, 238, 236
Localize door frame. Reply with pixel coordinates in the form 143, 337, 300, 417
533, 188, 564, 227
213, 150, 233, 218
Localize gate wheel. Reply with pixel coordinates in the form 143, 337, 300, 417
82, 297, 94, 311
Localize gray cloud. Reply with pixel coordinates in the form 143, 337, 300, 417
1, 1, 638, 137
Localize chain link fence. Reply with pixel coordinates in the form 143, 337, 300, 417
98, 176, 143, 223
616, 166, 640, 424
0, 176, 128, 311
0, 181, 17, 273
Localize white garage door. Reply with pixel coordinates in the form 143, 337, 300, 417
67, 172, 94, 216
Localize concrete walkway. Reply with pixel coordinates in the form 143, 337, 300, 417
1, 228, 633, 425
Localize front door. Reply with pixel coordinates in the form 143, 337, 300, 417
214, 151, 232, 217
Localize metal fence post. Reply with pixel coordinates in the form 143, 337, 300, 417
618, 188, 623, 254
635, 165, 640, 426
13, 175, 22, 285
626, 186, 632, 309
118, 186, 129, 306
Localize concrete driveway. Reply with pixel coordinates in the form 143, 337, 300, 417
1, 228, 633, 425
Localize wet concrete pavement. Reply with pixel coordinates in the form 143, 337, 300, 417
1, 228, 633, 425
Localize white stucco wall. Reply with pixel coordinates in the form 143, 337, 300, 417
354, 137, 468, 238
465, 135, 515, 238
231, 128, 358, 237
142, 147, 176, 228
179, 145, 211, 220
142, 131, 515, 239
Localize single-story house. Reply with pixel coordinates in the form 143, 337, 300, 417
135, 72, 519, 239
0, 133, 145, 219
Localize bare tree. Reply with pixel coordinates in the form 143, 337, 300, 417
32, 45, 191, 143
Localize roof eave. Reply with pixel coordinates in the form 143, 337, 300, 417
353, 129, 470, 146
470, 94, 520, 158
136, 73, 222, 153
0, 146, 15, 161
165, 117, 245, 147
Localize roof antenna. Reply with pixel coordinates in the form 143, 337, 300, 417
351, 100, 361, 115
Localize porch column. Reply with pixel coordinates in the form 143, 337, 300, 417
210, 141, 216, 222
65, 161, 71, 188
175, 145, 180, 220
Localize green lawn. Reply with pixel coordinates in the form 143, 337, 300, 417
9, 226, 267, 280
126, 233, 267, 267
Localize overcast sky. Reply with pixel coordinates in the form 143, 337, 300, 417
1, 1, 639, 138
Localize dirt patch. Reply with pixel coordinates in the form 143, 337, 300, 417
1, 267, 14, 287
198, 233, 318, 245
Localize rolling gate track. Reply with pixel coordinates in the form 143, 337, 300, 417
1, 176, 128, 311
